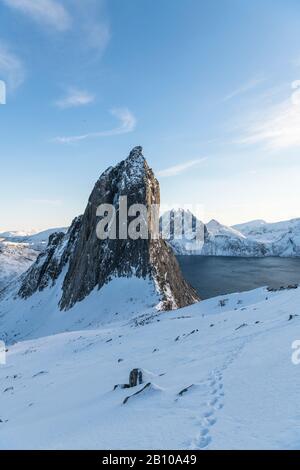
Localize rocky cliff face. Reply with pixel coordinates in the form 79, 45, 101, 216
18, 147, 199, 311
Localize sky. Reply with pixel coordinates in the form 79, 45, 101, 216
1, 0, 300, 231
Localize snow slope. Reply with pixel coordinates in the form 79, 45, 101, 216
0, 285, 300, 449
234, 218, 300, 257
234, 218, 300, 243
0, 243, 38, 291
206, 219, 246, 239
0, 228, 68, 291
0, 275, 160, 343
0, 228, 68, 251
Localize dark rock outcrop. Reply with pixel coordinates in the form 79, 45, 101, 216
129, 368, 143, 387
19, 146, 199, 311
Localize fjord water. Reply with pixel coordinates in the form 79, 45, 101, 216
177, 256, 300, 299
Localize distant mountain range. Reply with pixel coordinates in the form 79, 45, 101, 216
0, 228, 68, 290
0, 227, 68, 250
1, 212, 300, 293
162, 210, 300, 257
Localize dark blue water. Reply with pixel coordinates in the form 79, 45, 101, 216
177, 256, 300, 299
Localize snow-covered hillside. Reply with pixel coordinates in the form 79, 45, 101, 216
0, 285, 299, 449
0, 227, 68, 251
233, 218, 300, 243
0, 243, 38, 291
162, 211, 268, 257
0, 228, 68, 291
163, 210, 300, 257
234, 218, 300, 257
202, 219, 268, 257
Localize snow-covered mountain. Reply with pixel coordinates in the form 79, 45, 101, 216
163, 210, 300, 257
0, 147, 199, 344
202, 219, 268, 257
1, 284, 299, 449
0, 242, 38, 291
233, 218, 300, 243
160, 209, 206, 254
0, 227, 68, 251
0, 228, 68, 291
162, 211, 268, 257
234, 218, 300, 257
0, 230, 37, 239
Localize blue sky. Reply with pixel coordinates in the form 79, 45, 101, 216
1, 0, 300, 231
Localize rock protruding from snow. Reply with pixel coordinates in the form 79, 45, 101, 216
129, 369, 143, 387
19, 147, 199, 312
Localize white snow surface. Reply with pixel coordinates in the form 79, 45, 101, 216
0, 227, 68, 251
0, 227, 68, 291
0, 282, 300, 449
233, 218, 300, 243
0, 243, 38, 291
206, 219, 246, 239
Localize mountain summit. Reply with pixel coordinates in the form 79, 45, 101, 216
18, 147, 199, 314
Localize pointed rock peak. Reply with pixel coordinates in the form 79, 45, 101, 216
128, 146, 143, 159
18, 147, 200, 313
208, 219, 220, 225
124, 146, 145, 174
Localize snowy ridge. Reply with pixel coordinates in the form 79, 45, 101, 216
0, 243, 38, 291
164, 210, 300, 257
0, 227, 68, 251
0, 227, 69, 292
233, 218, 300, 243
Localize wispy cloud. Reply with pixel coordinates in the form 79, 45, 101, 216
81, 10, 110, 54
0, 42, 25, 90
1, 0, 72, 31
236, 81, 300, 150
157, 158, 207, 178
223, 77, 265, 102
55, 88, 95, 109
69, 0, 110, 54
54, 108, 136, 143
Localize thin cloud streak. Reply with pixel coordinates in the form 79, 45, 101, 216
223, 77, 265, 102
55, 88, 95, 109
1, 0, 72, 31
54, 108, 136, 143
157, 158, 207, 178
69, 0, 111, 54
236, 81, 300, 151
0, 42, 25, 90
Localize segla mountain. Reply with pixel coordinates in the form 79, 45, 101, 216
0, 147, 199, 343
